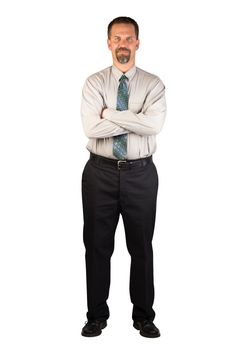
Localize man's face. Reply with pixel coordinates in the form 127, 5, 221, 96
107, 23, 139, 66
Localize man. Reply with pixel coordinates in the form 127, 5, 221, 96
81, 16, 166, 338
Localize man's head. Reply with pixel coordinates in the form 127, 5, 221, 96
107, 17, 140, 72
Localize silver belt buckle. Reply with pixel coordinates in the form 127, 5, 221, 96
117, 160, 127, 169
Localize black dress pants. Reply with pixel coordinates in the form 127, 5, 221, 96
81, 153, 159, 322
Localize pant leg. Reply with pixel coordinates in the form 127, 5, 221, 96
120, 161, 159, 321
82, 159, 120, 321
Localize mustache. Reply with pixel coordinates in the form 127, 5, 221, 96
116, 48, 131, 54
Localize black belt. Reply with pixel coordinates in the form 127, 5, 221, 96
90, 153, 152, 170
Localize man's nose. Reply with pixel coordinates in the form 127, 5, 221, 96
118, 39, 128, 46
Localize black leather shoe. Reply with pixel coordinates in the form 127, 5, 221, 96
81, 320, 107, 337
133, 320, 160, 338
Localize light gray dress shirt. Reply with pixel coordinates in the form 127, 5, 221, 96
81, 65, 166, 159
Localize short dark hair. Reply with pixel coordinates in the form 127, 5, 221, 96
107, 16, 139, 39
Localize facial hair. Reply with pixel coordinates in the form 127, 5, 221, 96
116, 48, 131, 64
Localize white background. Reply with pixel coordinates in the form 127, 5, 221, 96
1, 0, 233, 349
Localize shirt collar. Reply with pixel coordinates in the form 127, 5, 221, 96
112, 65, 137, 82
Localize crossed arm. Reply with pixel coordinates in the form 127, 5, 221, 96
81, 77, 166, 139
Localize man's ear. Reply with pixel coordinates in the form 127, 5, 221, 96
107, 39, 111, 50
136, 39, 140, 50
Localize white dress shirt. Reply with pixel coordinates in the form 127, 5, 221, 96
81, 65, 166, 159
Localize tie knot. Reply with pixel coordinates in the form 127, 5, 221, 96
119, 75, 128, 82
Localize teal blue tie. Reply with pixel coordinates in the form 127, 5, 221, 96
113, 75, 128, 159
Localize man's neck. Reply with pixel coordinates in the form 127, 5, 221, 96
113, 60, 135, 73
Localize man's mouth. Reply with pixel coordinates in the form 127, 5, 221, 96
117, 48, 130, 53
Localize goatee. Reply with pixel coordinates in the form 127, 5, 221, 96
116, 48, 131, 64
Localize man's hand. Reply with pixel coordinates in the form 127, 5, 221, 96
100, 107, 107, 119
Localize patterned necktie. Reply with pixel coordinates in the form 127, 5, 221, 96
113, 75, 128, 159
